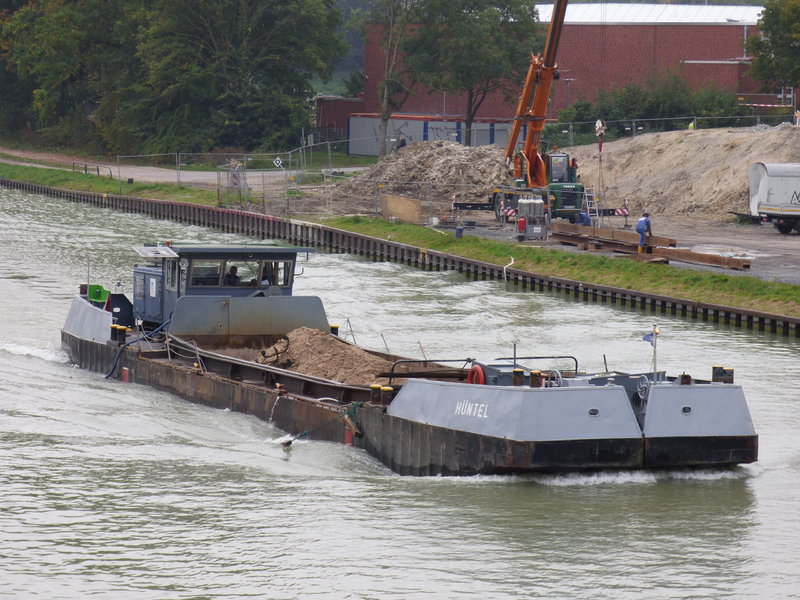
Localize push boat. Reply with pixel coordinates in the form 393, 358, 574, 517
61, 242, 758, 475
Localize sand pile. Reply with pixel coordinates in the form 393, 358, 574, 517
258, 327, 395, 386
567, 123, 800, 216
318, 123, 800, 218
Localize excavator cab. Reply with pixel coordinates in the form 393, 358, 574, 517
544, 151, 583, 217
545, 152, 578, 184
547, 153, 570, 183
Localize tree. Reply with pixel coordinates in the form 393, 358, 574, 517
0, 0, 345, 153
343, 70, 366, 97
748, 0, 800, 90
1, 0, 140, 149
132, 0, 346, 152
371, 0, 423, 158
404, 0, 541, 146
557, 72, 742, 141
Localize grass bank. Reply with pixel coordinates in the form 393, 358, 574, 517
0, 162, 219, 205
323, 216, 800, 318
2, 162, 799, 318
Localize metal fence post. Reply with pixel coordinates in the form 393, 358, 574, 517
176, 152, 181, 185
427, 182, 433, 224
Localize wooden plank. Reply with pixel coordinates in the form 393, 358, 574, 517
551, 225, 750, 270
651, 247, 751, 270
551, 221, 677, 247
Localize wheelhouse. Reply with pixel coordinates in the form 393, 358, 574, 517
132, 242, 312, 326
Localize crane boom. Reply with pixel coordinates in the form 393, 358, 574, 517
504, 0, 569, 189
453, 0, 611, 228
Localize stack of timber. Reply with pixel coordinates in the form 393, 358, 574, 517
550, 222, 750, 270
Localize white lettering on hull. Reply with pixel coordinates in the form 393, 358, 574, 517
454, 401, 489, 419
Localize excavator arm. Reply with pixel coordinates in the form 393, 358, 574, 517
504, 0, 569, 189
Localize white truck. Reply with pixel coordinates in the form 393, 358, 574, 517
748, 162, 800, 234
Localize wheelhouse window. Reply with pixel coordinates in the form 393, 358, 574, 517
165, 259, 179, 291
188, 258, 293, 287
189, 260, 222, 286
258, 261, 292, 287
223, 260, 259, 287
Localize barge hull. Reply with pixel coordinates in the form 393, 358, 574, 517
61, 331, 648, 474
645, 436, 759, 468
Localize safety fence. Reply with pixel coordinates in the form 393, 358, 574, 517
3, 176, 799, 338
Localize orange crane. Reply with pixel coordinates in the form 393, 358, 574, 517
453, 0, 586, 226
504, 0, 569, 192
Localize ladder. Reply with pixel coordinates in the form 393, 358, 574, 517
582, 188, 600, 226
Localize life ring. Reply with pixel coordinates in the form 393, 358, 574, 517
467, 364, 486, 385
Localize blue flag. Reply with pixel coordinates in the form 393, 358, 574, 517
643, 333, 656, 346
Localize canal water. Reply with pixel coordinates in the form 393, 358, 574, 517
1, 188, 799, 599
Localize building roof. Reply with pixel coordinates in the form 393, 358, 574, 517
537, 3, 763, 25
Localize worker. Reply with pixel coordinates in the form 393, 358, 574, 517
635, 212, 652, 252
224, 265, 240, 286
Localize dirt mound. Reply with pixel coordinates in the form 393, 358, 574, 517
333, 140, 513, 199
258, 327, 394, 386
319, 123, 800, 218
567, 123, 800, 216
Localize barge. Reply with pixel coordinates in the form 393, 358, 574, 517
62, 242, 758, 475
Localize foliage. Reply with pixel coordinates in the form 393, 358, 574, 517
0, 0, 140, 151
403, 0, 541, 146
342, 71, 366, 97
557, 71, 742, 139
748, 0, 800, 88
370, 0, 424, 157
0, 0, 346, 154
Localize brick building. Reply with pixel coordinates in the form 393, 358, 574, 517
316, 3, 786, 154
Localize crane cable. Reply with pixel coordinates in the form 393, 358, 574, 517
597, 2, 608, 223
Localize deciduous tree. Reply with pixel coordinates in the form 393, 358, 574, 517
748, 0, 800, 90
403, 0, 541, 146
133, 0, 346, 152
371, 0, 423, 158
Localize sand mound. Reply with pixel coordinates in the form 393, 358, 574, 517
317, 123, 800, 218
566, 123, 800, 216
258, 327, 395, 386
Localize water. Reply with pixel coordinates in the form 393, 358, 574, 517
1, 188, 799, 598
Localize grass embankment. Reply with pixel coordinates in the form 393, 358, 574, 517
2, 160, 798, 317
0, 162, 219, 205
324, 217, 800, 318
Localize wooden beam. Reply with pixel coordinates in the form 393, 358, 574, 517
551, 221, 677, 247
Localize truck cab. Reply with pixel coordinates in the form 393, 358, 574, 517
544, 151, 584, 218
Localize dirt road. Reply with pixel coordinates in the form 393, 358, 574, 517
0, 145, 333, 190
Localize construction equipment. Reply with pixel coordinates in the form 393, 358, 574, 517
453, 0, 620, 226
